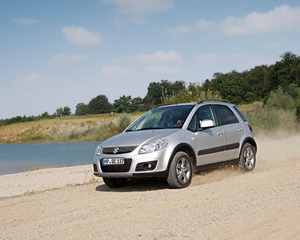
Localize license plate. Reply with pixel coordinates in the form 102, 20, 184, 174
102, 158, 125, 165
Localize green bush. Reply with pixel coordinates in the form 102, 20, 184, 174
244, 106, 297, 133
118, 113, 131, 132
265, 86, 295, 110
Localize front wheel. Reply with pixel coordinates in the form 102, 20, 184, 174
167, 151, 192, 188
103, 178, 128, 188
238, 143, 256, 171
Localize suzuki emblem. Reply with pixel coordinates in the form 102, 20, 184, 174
113, 147, 119, 154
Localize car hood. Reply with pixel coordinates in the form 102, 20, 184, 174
100, 129, 180, 148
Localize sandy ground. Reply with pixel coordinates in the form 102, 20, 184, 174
1, 134, 300, 239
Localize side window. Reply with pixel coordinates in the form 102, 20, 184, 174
233, 106, 247, 122
215, 105, 238, 125
188, 114, 197, 132
197, 105, 217, 127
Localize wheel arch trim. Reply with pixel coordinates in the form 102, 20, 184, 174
167, 143, 197, 172
240, 137, 257, 156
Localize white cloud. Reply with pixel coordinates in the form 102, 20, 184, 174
101, 65, 135, 77
14, 73, 67, 86
61, 26, 104, 46
103, 0, 174, 15
127, 15, 147, 25
165, 24, 192, 35
119, 50, 182, 65
194, 19, 216, 32
13, 18, 39, 25
52, 53, 88, 63
195, 4, 300, 35
117, 50, 183, 75
196, 53, 247, 64
145, 65, 183, 75
23, 73, 48, 83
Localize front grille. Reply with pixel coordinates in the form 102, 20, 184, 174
102, 146, 137, 154
100, 158, 132, 172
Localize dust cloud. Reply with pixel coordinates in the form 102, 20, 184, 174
191, 133, 300, 187
255, 132, 300, 170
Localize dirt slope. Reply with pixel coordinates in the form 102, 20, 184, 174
1, 134, 300, 239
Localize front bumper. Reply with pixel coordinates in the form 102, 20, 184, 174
93, 147, 171, 178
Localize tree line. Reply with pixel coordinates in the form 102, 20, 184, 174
1, 51, 300, 126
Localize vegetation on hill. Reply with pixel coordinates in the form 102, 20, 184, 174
0, 113, 134, 144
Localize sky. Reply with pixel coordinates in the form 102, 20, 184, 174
1, 0, 300, 119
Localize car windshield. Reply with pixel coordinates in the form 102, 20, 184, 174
126, 105, 194, 131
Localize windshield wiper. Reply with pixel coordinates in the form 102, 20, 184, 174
136, 127, 164, 131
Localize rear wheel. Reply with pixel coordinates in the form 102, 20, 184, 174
167, 151, 192, 188
103, 178, 128, 188
239, 143, 256, 171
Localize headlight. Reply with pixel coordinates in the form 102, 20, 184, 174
95, 145, 102, 156
139, 138, 168, 154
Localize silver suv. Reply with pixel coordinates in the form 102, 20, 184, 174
93, 99, 256, 188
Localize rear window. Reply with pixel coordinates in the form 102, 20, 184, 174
233, 106, 247, 122
215, 105, 238, 125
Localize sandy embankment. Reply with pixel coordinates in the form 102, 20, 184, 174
0, 165, 100, 198
1, 133, 300, 239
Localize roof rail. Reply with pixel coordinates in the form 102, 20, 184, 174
152, 103, 175, 109
197, 99, 231, 104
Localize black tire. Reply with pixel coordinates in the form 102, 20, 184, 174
238, 143, 256, 171
167, 151, 192, 188
103, 178, 128, 188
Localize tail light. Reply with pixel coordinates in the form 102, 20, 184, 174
248, 124, 253, 132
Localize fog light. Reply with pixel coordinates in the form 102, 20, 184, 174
135, 161, 157, 171
143, 163, 152, 170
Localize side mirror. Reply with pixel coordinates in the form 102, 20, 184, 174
200, 119, 215, 129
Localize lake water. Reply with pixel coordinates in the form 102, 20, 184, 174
0, 141, 100, 175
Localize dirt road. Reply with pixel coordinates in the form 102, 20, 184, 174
1, 134, 300, 239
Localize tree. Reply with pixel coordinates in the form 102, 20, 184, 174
280, 51, 299, 68
56, 107, 63, 117
113, 95, 132, 113
220, 71, 247, 104
131, 97, 144, 112
41, 112, 50, 119
63, 106, 71, 116
75, 103, 88, 116
143, 80, 186, 106
88, 94, 112, 114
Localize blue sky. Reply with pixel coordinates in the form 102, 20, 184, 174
1, 0, 300, 119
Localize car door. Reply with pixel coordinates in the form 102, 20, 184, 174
213, 105, 245, 160
192, 105, 226, 166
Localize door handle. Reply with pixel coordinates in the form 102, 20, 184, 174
217, 131, 223, 136
238, 127, 244, 133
